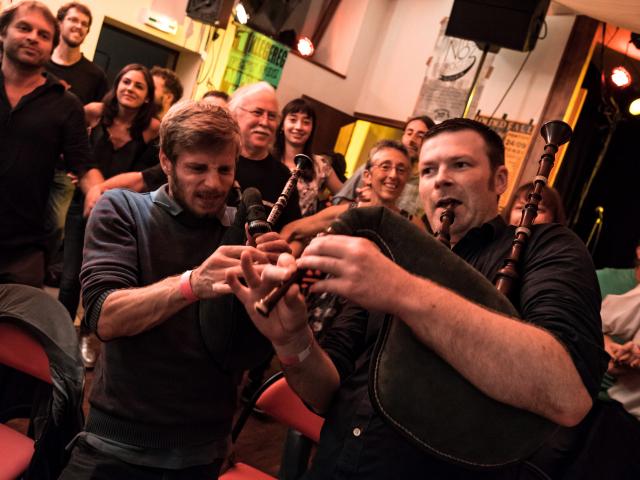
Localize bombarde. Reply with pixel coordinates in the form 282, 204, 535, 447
493, 120, 572, 297
267, 154, 313, 227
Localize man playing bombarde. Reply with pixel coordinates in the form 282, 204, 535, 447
228, 118, 607, 478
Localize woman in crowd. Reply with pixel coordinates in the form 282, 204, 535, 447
504, 181, 567, 226
59, 63, 160, 367
281, 139, 424, 251
273, 98, 343, 216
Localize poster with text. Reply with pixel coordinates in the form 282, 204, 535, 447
221, 24, 289, 94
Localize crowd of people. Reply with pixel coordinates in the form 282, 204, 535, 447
1, 1, 640, 479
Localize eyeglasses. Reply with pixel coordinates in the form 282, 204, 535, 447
239, 106, 278, 122
371, 163, 409, 175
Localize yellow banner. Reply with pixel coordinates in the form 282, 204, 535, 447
221, 24, 289, 94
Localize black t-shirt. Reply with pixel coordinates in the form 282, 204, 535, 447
235, 153, 302, 231
46, 56, 108, 105
309, 217, 608, 479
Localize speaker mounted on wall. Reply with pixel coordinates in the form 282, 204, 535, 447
186, 0, 235, 29
446, 0, 551, 52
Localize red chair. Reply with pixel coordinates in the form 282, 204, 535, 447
0, 322, 51, 480
221, 372, 324, 480
0, 284, 84, 480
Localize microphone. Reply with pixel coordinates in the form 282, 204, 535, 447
242, 187, 271, 238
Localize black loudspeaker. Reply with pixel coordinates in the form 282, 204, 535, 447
445, 0, 550, 52
186, 0, 235, 29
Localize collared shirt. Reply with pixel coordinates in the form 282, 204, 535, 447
0, 71, 92, 250
307, 217, 607, 479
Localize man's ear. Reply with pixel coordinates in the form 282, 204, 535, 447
164, 93, 175, 109
494, 165, 508, 196
362, 168, 372, 186
159, 150, 172, 177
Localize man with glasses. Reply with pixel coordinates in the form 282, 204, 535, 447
332, 115, 434, 218
229, 81, 301, 231
47, 2, 107, 104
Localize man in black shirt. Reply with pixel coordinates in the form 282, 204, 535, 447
229, 118, 608, 478
47, 2, 107, 104
0, 1, 102, 287
44, 2, 107, 286
229, 81, 302, 230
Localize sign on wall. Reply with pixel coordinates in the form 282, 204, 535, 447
475, 114, 535, 211
220, 23, 289, 94
413, 18, 495, 122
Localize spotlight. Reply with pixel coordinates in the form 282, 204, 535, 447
296, 36, 314, 57
611, 66, 632, 88
235, 2, 249, 25
630, 98, 640, 116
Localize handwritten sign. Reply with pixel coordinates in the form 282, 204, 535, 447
413, 18, 495, 122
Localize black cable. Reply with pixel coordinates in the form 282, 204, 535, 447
489, 50, 533, 119
538, 19, 548, 40
488, 19, 548, 119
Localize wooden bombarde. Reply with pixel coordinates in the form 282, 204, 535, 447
493, 120, 572, 297
267, 154, 313, 227
435, 204, 455, 249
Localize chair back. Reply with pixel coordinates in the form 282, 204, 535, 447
0, 322, 51, 384
256, 377, 323, 443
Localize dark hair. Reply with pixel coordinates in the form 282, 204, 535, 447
405, 115, 435, 130
150, 66, 183, 104
365, 140, 410, 169
101, 64, 155, 139
423, 118, 505, 173
202, 90, 229, 102
322, 151, 347, 183
56, 2, 92, 26
0, 1, 60, 52
504, 182, 567, 225
160, 100, 240, 164
273, 98, 317, 161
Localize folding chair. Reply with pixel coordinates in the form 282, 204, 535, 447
221, 372, 324, 480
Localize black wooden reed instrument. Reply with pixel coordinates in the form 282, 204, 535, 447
494, 120, 572, 297
267, 154, 313, 227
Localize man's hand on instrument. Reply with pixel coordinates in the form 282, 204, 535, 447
192, 246, 269, 299
246, 230, 292, 264
227, 252, 309, 347
297, 235, 409, 315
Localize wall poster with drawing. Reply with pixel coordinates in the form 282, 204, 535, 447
413, 18, 495, 123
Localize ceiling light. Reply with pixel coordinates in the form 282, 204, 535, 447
297, 36, 314, 57
629, 97, 640, 115
235, 3, 249, 25
611, 66, 632, 88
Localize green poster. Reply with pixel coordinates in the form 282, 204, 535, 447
221, 24, 290, 94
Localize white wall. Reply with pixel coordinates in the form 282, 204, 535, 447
42, 0, 209, 59
354, 0, 454, 121
276, 0, 390, 113
476, 15, 576, 123
350, 0, 576, 125
36, 0, 576, 127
